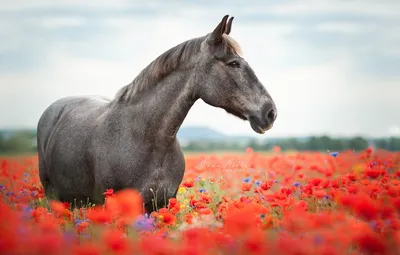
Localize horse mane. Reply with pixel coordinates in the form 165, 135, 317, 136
114, 34, 242, 103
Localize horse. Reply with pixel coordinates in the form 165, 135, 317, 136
37, 15, 277, 213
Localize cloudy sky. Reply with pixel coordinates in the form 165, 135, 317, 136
1, 0, 399, 138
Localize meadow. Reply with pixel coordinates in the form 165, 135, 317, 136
1, 147, 400, 255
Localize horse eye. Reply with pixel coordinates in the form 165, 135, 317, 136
227, 61, 240, 68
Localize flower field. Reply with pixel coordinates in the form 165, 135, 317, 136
1, 148, 400, 255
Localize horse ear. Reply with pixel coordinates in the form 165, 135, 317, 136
207, 15, 229, 45
224, 17, 234, 35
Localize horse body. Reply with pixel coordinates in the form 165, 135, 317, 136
38, 78, 190, 211
37, 15, 278, 213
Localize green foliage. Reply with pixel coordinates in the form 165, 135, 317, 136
183, 136, 400, 152
0, 130, 37, 154
1, 129, 400, 154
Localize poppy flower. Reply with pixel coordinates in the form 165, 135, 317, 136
241, 182, 252, 192
183, 179, 195, 188
30, 233, 64, 255
102, 230, 132, 254
353, 230, 386, 254
103, 189, 114, 198
106, 189, 143, 223
72, 243, 103, 255
313, 190, 327, 199
157, 210, 177, 226
86, 206, 112, 224
199, 208, 213, 215
364, 168, 384, 179
260, 180, 274, 191
242, 229, 268, 254
49, 200, 72, 218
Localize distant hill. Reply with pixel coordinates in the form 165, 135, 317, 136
1, 127, 399, 152
176, 126, 287, 143
0, 126, 308, 143
0, 129, 35, 138
177, 126, 228, 141
0, 126, 253, 142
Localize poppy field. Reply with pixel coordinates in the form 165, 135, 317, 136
1, 148, 400, 255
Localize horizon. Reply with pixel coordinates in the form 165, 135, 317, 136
1, 125, 399, 140
1, 1, 399, 138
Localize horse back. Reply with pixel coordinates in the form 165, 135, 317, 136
37, 96, 110, 157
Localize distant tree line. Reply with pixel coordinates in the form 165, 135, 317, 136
183, 136, 400, 152
1, 130, 400, 154
0, 131, 37, 154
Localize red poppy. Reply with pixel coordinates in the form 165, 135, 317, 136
72, 243, 103, 255
157, 209, 177, 226
86, 206, 112, 224
313, 189, 327, 199
241, 182, 252, 192
49, 200, 72, 218
106, 189, 143, 223
364, 168, 384, 179
242, 229, 268, 254
103, 230, 132, 254
353, 230, 386, 254
260, 180, 274, 191
199, 208, 213, 215
103, 189, 114, 198
182, 179, 195, 188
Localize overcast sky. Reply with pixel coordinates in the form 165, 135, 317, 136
1, 0, 399, 138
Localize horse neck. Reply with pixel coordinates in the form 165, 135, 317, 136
151, 73, 197, 139
114, 71, 198, 142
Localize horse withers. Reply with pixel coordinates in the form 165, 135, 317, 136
37, 15, 277, 213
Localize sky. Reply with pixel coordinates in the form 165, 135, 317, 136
0, 0, 399, 138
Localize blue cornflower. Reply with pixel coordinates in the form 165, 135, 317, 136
21, 205, 33, 220
255, 180, 262, 186
24, 172, 29, 177
260, 214, 266, 218
324, 195, 330, 199
198, 188, 207, 193
80, 233, 91, 239
133, 215, 155, 232
243, 177, 251, 183
314, 235, 323, 245
293, 182, 300, 187
18, 226, 28, 235
371, 161, 376, 165
369, 220, 378, 231
63, 231, 76, 244
274, 180, 279, 183
330, 152, 339, 157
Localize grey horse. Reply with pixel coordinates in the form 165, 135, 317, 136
37, 15, 277, 213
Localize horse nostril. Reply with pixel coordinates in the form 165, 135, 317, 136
267, 109, 276, 124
